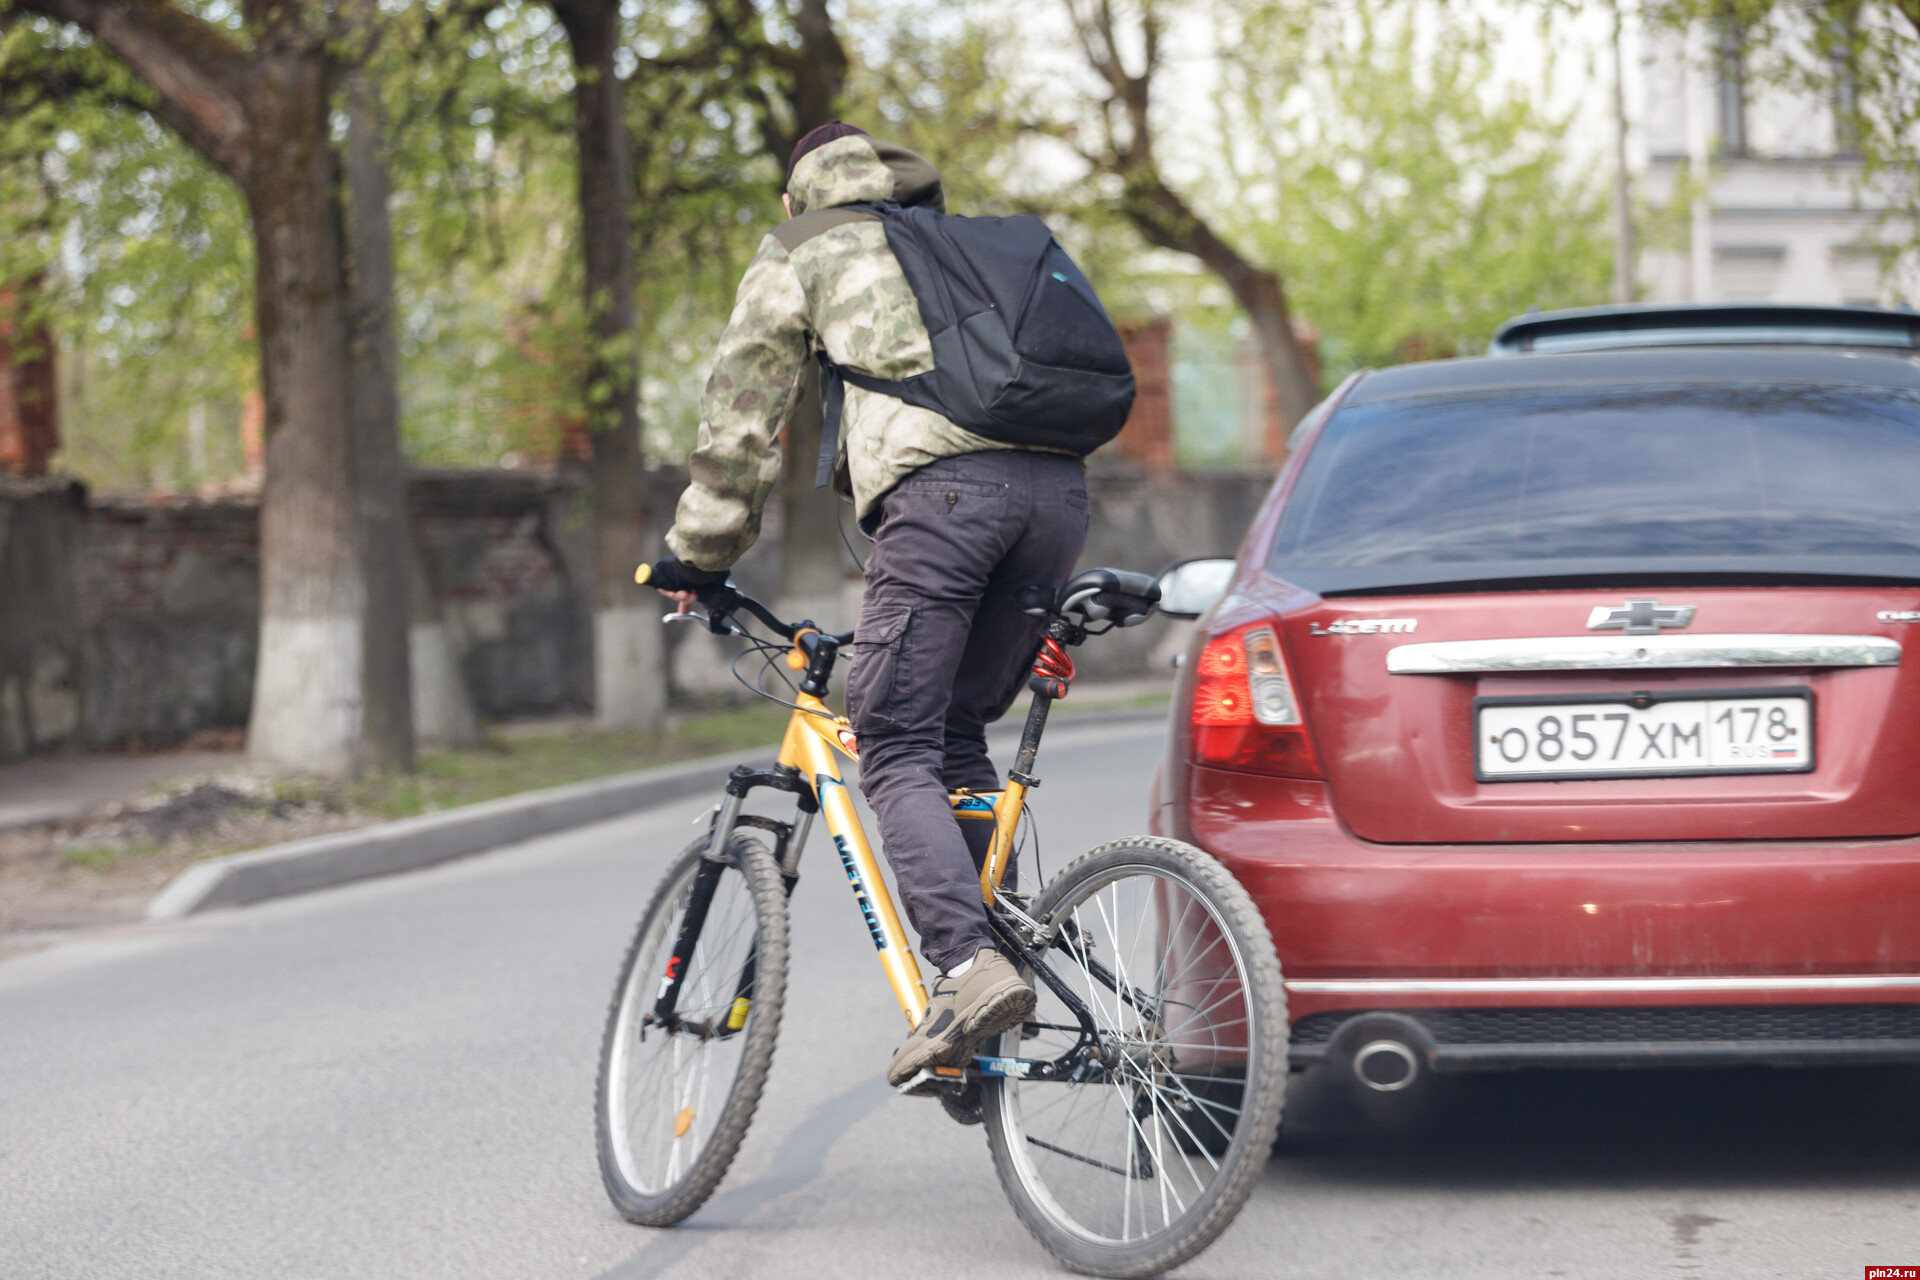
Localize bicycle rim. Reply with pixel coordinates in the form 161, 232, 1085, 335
990, 859, 1270, 1262
602, 837, 779, 1208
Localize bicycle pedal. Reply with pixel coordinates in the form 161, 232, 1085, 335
895, 1066, 968, 1097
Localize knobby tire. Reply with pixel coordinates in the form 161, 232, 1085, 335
595, 832, 789, 1226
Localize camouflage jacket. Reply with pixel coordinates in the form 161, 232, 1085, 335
665, 135, 1054, 572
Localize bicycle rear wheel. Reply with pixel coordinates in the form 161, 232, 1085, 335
983, 837, 1286, 1278
596, 831, 788, 1226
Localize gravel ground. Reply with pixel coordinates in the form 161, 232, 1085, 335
0, 775, 367, 953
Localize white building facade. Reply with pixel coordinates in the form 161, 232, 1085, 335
1638, 21, 1911, 306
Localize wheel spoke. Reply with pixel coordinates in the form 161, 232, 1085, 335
997, 854, 1276, 1257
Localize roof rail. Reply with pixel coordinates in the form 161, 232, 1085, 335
1488, 302, 1920, 356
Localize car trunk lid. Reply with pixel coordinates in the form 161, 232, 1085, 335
1283, 586, 1920, 843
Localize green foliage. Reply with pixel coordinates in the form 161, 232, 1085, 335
374, 0, 587, 467
0, 12, 255, 490
1213, 3, 1613, 378
620, 4, 787, 458
0, 0, 1629, 488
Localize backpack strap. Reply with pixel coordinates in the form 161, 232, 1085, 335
804, 200, 919, 488
815, 355, 931, 488
815, 353, 845, 489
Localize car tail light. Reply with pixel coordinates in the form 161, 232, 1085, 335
1190, 623, 1322, 778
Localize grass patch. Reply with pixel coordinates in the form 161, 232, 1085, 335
324, 703, 795, 820
63, 843, 162, 869
1050, 690, 1170, 718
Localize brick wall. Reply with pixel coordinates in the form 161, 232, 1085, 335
1117, 318, 1173, 470
0, 289, 58, 478
77, 494, 260, 749
410, 470, 593, 719
0, 479, 84, 756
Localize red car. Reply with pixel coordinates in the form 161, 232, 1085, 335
1150, 303, 1920, 1096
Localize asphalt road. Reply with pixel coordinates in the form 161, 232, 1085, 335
5, 719, 1919, 1279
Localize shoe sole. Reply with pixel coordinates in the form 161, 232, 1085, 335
885, 981, 1037, 1086
956, 979, 1037, 1051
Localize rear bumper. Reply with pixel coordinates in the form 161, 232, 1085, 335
1164, 766, 1920, 1053
1287, 1003, 1920, 1072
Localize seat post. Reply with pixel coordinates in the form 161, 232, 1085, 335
1010, 627, 1076, 788
1009, 689, 1051, 789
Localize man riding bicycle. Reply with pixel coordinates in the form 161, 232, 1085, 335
646, 123, 1091, 1086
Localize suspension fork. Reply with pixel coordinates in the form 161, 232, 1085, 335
650, 767, 816, 1033
716, 810, 809, 1041
647, 793, 742, 1031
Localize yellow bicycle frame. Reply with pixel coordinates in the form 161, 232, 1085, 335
774, 692, 1026, 1029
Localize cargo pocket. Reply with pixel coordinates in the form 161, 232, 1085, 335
846, 601, 913, 734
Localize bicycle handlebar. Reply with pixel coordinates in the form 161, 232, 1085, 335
635, 562, 854, 645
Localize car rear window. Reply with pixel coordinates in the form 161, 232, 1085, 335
1268, 382, 1920, 594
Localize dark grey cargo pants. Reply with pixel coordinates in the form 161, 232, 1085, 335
846, 450, 1090, 972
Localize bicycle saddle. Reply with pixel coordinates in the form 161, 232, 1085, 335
1017, 568, 1161, 626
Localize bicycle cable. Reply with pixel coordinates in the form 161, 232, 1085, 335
836, 500, 868, 574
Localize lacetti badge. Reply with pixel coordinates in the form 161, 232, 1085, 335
1309, 618, 1417, 636
1586, 600, 1696, 635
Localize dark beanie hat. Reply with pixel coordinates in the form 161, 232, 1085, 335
789, 122, 870, 177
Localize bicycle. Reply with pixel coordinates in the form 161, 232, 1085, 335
595, 566, 1287, 1278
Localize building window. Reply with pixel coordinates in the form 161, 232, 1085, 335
1832, 247, 1883, 306
1714, 244, 1785, 299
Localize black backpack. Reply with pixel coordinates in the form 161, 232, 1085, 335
814, 202, 1136, 485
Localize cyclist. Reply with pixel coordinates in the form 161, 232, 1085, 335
646, 122, 1091, 1086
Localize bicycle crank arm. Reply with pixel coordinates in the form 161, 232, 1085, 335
895, 1049, 1107, 1096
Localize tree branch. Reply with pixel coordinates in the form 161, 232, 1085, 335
12, 0, 250, 176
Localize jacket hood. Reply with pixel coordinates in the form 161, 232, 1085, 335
786, 135, 945, 216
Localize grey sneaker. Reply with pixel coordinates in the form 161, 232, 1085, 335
885, 949, 1036, 1086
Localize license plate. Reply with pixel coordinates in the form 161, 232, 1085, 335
1475, 688, 1813, 781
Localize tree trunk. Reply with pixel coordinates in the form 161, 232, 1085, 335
785, 0, 847, 148
772, 0, 849, 617
776, 363, 846, 624
244, 51, 369, 775
554, 0, 662, 732
17, 0, 395, 777
1120, 178, 1320, 431
343, 67, 416, 771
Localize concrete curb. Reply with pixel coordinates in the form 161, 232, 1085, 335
144, 750, 763, 919
143, 705, 1171, 920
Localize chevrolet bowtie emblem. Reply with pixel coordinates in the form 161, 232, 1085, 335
1586, 600, 1696, 635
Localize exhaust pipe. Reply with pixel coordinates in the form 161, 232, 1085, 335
1350, 1038, 1420, 1092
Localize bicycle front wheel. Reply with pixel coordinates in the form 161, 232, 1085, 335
596, 831, 789, 1226
983, 837, 1286, 1278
